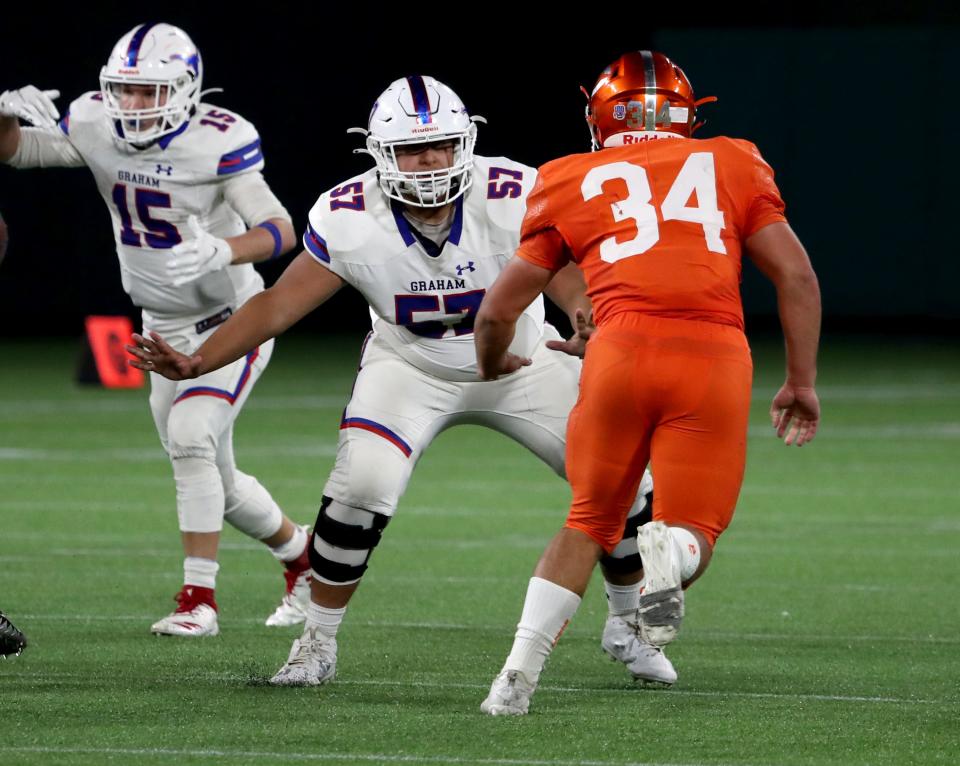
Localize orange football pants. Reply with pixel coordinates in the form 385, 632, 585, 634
565, 313, 753, 552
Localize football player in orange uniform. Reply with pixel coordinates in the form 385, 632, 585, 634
476, 51, 821, 714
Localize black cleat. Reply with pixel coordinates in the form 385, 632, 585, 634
0, 612, 28, 657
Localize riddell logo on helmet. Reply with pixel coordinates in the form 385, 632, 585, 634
411, 126, 440, 134
118, 69, 140, 75
622, 133, 661, 144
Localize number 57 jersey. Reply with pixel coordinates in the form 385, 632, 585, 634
304, 156, 542, 382
519, 136, 787, 331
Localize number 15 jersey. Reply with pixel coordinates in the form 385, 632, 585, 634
517, 135, 787, 331
13, 91, 268, 324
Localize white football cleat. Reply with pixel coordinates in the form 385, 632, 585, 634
265, 567, 311, 627
602, 614, 678, 685
269, 627, 337, 686
480, 668, 538, 716
637, 521, 684, 647
151, 586, 219, 637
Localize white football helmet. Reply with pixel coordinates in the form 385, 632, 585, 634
99, 23, 202, 144
360, 76, 479, 207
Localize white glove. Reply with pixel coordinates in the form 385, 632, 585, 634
0, 86, 61, 129
168, 215, 233, 286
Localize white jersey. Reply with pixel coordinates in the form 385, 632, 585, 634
25, 92, 268, 325
304, 156, 543, 381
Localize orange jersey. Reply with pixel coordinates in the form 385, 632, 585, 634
518, 136, 786, 330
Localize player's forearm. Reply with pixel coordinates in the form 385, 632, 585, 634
193, 288, 294, 374
543, 261, 591, 329
224, 217, 295, 265
474, 314, 516, 379
193, 253, 343, 373
0, 117, 21, 163
775, 268, 821, 387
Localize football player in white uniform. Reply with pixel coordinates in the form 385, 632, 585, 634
128, 76, 674, 685
0, 23, 313, 637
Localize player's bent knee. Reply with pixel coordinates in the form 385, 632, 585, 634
308, 496, 390, 585
600, 488, 654, 573
167, 406, 219, 460
171, 455, 225, 533
222, 470, 283, 540
564, 519, 622, 554
330, 434, 410, 513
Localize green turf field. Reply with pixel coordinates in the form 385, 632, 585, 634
1, 333, 957, 766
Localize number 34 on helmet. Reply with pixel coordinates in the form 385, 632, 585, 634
584, 50, 717, 149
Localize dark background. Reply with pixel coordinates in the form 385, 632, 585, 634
1, 4, 958, 339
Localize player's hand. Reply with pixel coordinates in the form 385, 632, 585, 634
126, 331, 203, 380
770, 383, 820, 446
479, 352, 532, 381
167, 216, 233, 286
0, 86, 61, 128
545, 308, 596, 358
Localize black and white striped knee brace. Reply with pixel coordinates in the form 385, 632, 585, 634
308, 496, 390, 585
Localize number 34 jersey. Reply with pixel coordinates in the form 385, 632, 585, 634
518, 136, 788, 331
304, 156, 543, 382
40, 92, 267, 321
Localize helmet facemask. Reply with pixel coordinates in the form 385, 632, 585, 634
367, 126, 477, 208
100, 69, 199, 144
358, 76, 480, 208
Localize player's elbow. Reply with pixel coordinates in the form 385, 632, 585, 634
475, 303, 512, 334
776, 264, 821, 317
768, 254, 819, 294
785, 262, 820, 298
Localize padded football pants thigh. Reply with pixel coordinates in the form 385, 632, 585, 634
565, 320, 752, 551
646, 352, 751, 547
565, 332, 654, 552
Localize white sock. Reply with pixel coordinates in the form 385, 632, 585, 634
184, 557, 219, 590
604, 581, 640, 617
305, 601, 346, 639
503, 577, 581, 681
270, 524, 308, 562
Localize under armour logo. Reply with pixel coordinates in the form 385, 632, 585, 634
156, 164, 173, 175
455, 262, 475, 276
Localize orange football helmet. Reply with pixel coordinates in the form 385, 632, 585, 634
584, 51, 716, 149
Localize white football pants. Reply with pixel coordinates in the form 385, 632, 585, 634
147, 322, 283, 539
